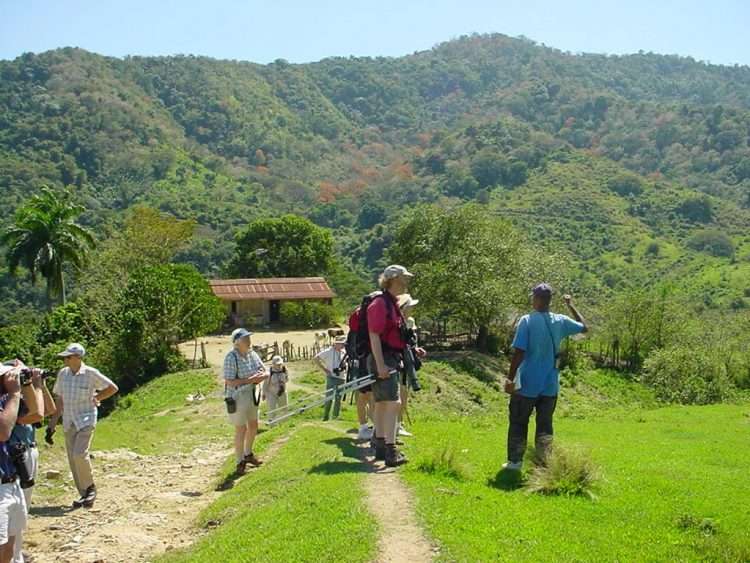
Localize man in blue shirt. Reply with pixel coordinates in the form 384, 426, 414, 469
502, 283, 588, 471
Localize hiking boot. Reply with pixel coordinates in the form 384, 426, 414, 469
244, 453, 263, 467
235, 460, 247, 476
502, 460, 523, 472
72, 496, 85, 509
372, 437, 386, 461
82, 485, 97, 508
385, 444, 407, 467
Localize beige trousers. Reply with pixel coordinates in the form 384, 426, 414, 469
64, 426, 95, 495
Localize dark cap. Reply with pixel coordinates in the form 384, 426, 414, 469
530, 283, 554, 297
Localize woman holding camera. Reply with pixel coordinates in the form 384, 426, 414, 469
223, 328, 268, 476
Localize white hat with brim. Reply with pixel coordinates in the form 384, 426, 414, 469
382, 265, 414, 281
272, 355, 284, 365
0, 364, 14, 377
58, 343, 86, 357
231, 328, 253, 342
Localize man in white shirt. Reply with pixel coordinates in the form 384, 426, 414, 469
315, 336, 347, 421
46, 343, 118, 509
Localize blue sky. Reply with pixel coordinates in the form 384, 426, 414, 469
1, 0, 748, 66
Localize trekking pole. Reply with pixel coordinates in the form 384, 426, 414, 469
266, 372, 379, 426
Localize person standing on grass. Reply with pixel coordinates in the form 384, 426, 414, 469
46, 343, 118, 509
502, 284, 588, 471
315, 336, 347, 421
347, 310, 374, 441
397, 294, 425, 438
224, 329, 268, 476
368, 265, 424, 467
263, 355, 289, 413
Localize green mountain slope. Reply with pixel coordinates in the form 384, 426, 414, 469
2, 34, 750, 315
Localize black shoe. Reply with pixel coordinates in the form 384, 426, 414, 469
372, 437, 386, 461
72, 496, 85, 509
385, 444, 407, 467
82, 485, 97, 508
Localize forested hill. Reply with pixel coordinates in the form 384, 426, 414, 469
2, 33, 750, 312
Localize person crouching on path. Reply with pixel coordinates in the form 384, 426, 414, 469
397, 294, 425, 438
368, 265, 414, 467
46, 343, 118, 509
316, 336, 347, 421
224, 329, 268, 476
263, 355, 289, 414
502, 284, 588, 471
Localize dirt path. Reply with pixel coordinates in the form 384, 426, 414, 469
354, 440, 438, 563
24, 443, 232, 562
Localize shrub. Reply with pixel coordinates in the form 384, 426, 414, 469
645, 241, 660, 257
280, 301, 335, 329
642, 345, 733, 404
525, 446, 599, 499
687, 229, 735, 257
607, 173, 644, 197
107, 264, 223, 391
677, 195, 713, 223
0, 323, 40, 364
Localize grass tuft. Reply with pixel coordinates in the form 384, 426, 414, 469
524, 446, 599, 499
676, 513, 719, 536
416, 445, 468, 480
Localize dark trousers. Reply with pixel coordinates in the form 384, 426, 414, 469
507, 394, 558, 463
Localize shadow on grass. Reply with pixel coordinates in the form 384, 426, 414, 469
487, 468, 525, 491
307, 437, 370, 475
309, 460, 369, 475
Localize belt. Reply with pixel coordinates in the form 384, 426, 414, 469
1, 475, 17, 484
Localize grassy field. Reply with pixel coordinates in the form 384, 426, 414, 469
399, 359, 750, 562
159, 423, 378, 563
44, 356, 750, 563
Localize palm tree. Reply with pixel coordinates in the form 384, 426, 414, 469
1, 187, 96, 306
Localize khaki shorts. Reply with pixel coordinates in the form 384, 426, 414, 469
367, 352, 403, 403
227, 386, 260, 426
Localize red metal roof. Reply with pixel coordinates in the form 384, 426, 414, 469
209, 277, 336, 301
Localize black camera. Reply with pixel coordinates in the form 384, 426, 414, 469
224, 396, 237, 414
18, 368, 49, 387
8, 443, 34, 489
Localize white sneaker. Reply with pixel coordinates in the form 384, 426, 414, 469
357, 425, 373, 441
502, 461, 523, 471
397, 424, 413, 437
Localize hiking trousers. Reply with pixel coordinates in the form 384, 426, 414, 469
64, 425, 95, 495
323, 375, 344, 420
507, 394, 557, 463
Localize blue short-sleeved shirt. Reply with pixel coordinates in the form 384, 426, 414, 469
511, 311, 585, 398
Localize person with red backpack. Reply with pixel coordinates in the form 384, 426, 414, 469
356, 264, 418, 467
